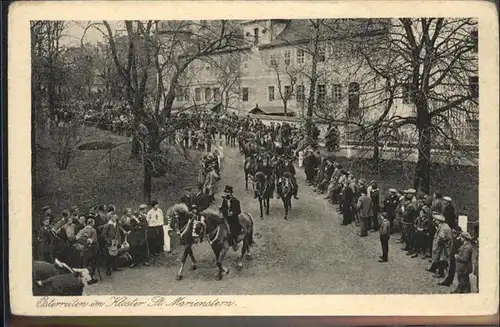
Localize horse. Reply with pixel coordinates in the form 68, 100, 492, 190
167, 204, 254, 281
244, 155, 258, 190
254, 171, 273, 219
277, 172, 296, 220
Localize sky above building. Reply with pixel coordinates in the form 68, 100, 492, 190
62, 20, 122, 46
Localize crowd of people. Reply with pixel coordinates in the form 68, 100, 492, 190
34, 200, 168, 282
301, 151, 479, 293
34, 101, 478, 294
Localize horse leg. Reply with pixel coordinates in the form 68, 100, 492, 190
214, 243, 230, 280
187, 246, 197, 270
265, 196, 270, 215
245, 171, 248, 190
176, 245, 190, 280
259, 198, 263, 219
283, 198, 288, 220
237, 235, 247, 271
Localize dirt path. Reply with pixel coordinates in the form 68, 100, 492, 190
87, 143, 467, 295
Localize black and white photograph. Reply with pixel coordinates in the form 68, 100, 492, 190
8, 0, 499, 318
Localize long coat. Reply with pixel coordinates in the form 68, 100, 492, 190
356, 194, 373, 218
455, 241, 474, 275
432, 222, 453, 264
203, 170, 220, 197
127, 215, 148, 247
220, 197, 241, 219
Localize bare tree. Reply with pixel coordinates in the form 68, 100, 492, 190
83, 20, 244, 202
356, 18, 478, 193
267, 51, 300, 115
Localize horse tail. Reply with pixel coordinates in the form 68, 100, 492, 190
245, 212, 255, 246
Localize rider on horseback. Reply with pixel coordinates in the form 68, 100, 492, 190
219, 185, 241, 251
189, 204, 205, 242
254, 154, 274, 199
276, 155, 299, 199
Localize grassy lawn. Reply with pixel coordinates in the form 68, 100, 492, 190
32, 128, 201, 219
335, 157, 479, 227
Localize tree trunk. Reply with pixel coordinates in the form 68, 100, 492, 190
415, 102, 432, 194
143, 159, 152, 203
372, 127, 380, 170
283, 101, 288, 116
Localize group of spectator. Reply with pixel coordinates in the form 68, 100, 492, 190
302, 149, 478, 293
34, 201, 169, 282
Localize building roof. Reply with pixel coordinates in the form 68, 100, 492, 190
249, 106, 295, 116
259, 18, 390, 49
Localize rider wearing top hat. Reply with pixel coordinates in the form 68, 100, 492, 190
219, 185, 242, 251
276, 155, 299, 199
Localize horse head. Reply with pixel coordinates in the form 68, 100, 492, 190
167, 203, 190, 230
281, 172, 293, 196
199, 208, 224, 235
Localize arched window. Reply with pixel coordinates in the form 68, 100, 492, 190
348, 82, 360, 117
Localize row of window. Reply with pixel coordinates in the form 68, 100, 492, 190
177, 87, 221, 103
269, 47, 325, 66
178, 76, 478, 105
265, 83, 347, 102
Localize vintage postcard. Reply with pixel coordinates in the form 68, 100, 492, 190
8, 0, 499, 318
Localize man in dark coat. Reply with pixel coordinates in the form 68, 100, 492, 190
180, 187, 193, 207
383, 188, 399, 231
341, 180, 354, 225
195, 184, 210, 212
127, 204, 150, 268
442, 196, 458, 230
369, 183, 380, 231
219, 186, 242, 251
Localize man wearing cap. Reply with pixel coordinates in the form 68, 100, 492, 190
431, 192, 445, 214
41, 206, 55, 225
219, 186, 241, 251
427, 213, 453, 278
356, 187, 372, 237
180, 187, 193, 207
438, 226, 463, 286
401, 189, 418, 255
452, 231, 474, 293
383, 188, 399, 232
442, 196, 458, 230
378, 212, 391, 262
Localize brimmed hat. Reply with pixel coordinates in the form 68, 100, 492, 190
461, 231, 473, 240
433, 213, 446, 222
224, 185, 234, 194
388, 188, 397, 193
443, 196, 452, 202
41, 205, 50, 211
406, 188, 416, 195
139, 204, 148, 210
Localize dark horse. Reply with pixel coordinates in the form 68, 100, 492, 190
167, 203, 254, 281
277, 172, 296, 220
244, 155, 258, 190
254, 171, 273, 219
